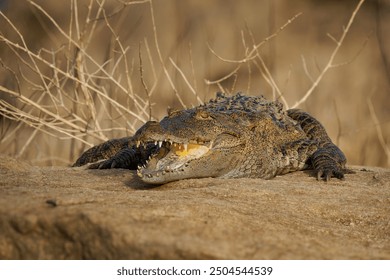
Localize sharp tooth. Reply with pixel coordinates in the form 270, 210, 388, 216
183, 143, 188, 151
136, 141, 140, 148
154, 140, 157, 146
158, 141, 163, 148
209, 140, 214, 148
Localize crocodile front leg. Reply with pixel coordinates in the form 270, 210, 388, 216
72, 137, 132, 167
88, 144, 157, 170
276, 138, 318, 176
73, 136, 158, 170
287, 109, 346, 181
310, 143, 346, 181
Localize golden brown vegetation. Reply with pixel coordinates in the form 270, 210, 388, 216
0, 0, 389, 168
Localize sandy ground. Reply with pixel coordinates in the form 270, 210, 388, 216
0, 156, 389, 259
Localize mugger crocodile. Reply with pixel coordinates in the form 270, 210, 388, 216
73, 93, 347, 184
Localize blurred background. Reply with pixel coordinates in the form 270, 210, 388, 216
0, 0, 389, 168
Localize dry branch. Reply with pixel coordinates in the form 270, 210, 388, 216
291, 0, 365, 108
367, 98, 390, 166
0, 0, 154, 161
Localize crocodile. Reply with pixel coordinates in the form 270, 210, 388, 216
73, 93, 347, 184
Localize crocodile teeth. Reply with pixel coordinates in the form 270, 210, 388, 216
158, 141, 163, 148
136, 141, 141, 148
183, 143, 188, 151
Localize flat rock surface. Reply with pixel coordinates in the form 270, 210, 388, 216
0, 156, 389, 259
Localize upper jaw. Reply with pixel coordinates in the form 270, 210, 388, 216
134, 137, 213, 150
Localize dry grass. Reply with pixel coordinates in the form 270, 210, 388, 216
0, 0, 389, 168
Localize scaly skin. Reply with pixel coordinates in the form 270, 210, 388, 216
73, 93, 347, 184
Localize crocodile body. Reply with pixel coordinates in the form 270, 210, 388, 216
73, 93, 346, 184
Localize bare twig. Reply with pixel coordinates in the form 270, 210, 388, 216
205, 12, 301, 106
0, 0, 161, 161
148, 0, 186, 108
367, 97, 390, 166
139, 42, 152, 120
188, 42, 199, 97
332, 99, 342, 146
301, 55, 315, 83
28, 1, 149, 118
206, 13, 302, 65
291, 0, 365, 108
246, 26, 288, 108
205, 65, 241, 85
169, 57, 203, 104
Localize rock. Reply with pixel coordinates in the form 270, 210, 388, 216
0, 156, 389, 259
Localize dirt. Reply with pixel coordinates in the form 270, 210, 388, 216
0, 156, 389, 260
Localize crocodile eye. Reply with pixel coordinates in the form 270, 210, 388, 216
196, 109, 212, 120
167, 107, 181, 117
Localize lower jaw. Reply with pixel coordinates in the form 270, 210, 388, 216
138, 169, 190, 184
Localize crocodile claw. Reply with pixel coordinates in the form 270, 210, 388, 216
316, 167, 345, 181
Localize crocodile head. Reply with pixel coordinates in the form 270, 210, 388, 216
133, 107, 245, 184
133, 93, 290, 184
